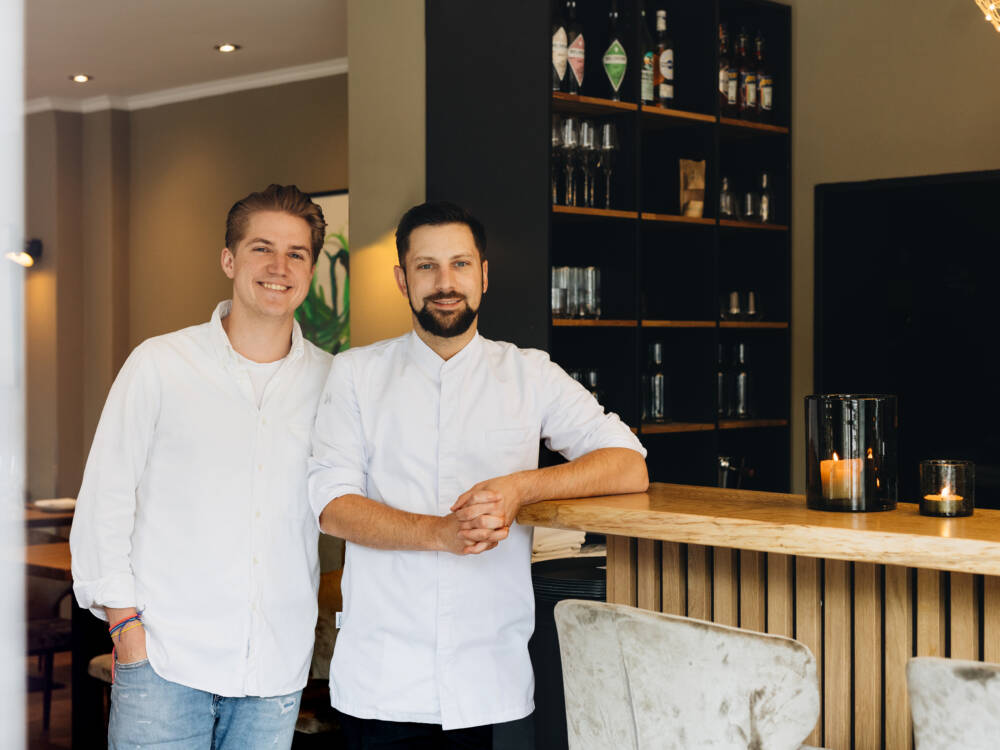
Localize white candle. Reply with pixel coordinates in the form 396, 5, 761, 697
820, 452, 864, 500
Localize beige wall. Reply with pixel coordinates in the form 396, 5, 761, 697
82, 109, 130, 447
347, 0, 423, 346
128, 75, 347, 347
25, 111, 84, 499
788, 0, 1000, 490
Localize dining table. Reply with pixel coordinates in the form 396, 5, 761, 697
24, 508, 75, 529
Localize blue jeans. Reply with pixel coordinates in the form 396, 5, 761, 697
108, 658, 302, 749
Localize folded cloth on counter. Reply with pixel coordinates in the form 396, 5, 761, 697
532, 543, 607, 563
532, 527, 587, 554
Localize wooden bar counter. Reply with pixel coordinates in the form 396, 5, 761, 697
518, 483, 1000, 750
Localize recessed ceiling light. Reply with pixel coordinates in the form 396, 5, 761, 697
214, 43, 241, 53
70, 74, 92, 83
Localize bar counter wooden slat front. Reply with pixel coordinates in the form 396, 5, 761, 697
518, 483, 1000, 750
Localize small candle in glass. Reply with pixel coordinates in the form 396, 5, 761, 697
919, 460, 974, 517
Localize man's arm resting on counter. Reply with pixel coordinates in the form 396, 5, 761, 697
452, 447, 648, 526
318, 493, 510, 555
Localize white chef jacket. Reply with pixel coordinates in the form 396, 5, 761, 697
307, 331, 645, 729
70, 301, 331, 697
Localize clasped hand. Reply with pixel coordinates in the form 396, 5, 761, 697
444, 474, 525, 556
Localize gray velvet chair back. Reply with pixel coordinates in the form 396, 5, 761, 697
907, 656, 1000, 750
554, 598, 638, 749
554, 599, 821, 750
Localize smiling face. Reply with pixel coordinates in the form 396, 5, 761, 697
394, 222, 488, 340
221, 210, 315, 324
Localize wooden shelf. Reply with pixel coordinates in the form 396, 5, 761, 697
719, 116, 790, 135
641, 320, 715, 328
641, 422, 716, 435
719, 321, 789, 329
718, 418, 789, 430
552, 205, 638, 220
551, 318, 636, 328
719, 219, 789, 231
641, 212, 715, 226
552, 92, 638, 115
640, 105, 716, 125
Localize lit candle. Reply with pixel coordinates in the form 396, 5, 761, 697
922, 485, 965, 516
820, 452, 864, 500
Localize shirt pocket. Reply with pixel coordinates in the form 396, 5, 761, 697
482, 425, 540, 473
275, 421, 313, 519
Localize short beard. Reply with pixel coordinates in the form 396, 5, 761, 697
411, 292, 480, 338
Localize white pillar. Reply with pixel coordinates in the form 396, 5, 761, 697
0, 0, 26, 746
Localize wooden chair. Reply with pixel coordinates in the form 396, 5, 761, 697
26, 586, 73, 731
907, 656, 1000, 750
554, 599, 826, 750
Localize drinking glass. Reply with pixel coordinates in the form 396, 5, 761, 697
580, 266, 601, 318
560, 117, 580, 206
579, 120, 599, 208
551, 116, 563, 205
598, 123, 618, 210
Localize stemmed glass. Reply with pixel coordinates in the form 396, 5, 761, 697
551, 116, 563, 205
579, 120, 598, 208
598, 122, 618, 210
560, 117, 579, 206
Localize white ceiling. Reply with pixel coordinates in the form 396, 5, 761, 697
25, 0, 348, 102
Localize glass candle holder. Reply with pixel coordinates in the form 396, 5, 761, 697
919, 460, 974, 517
805, 394, 898, 512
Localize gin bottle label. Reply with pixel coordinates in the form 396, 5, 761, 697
568, 34, 585, 86
642, 51, 654, 102
603, 40, 627, 93
658, 50, 674, 100
552, 27, 568, 81
759, 74, 774, 110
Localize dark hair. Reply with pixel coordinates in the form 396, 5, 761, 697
225, 184, 326, 263
395, 201, 487, 265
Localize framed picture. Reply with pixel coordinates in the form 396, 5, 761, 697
297, 189, 349, 354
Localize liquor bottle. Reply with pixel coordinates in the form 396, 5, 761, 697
725, 30, 740, 117
654, 10, 674, 108
716, 344, 730, 418
719, 176, 735, 218
552, 3, 568, 92
718, 24, 730, 114
603, 0, 628, 101
734, 342, 751, 418
755, 31, 774, 122
736, 28, 757, 120
640, 7, 655, 105
759, 171, 773, 223
566, 0, 585, 95
643, 342, 669, 423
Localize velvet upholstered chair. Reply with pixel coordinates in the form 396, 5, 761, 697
907, 656, 1000, 750
554, 600, 826, 750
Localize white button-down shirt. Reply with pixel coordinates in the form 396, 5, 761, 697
70, 301, 331, 697
308, 332, 645, 729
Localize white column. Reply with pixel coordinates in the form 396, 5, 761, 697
0, 0, 26, 746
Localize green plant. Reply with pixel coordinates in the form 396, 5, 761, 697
295, 231, 350, 354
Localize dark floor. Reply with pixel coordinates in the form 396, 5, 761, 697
26, 652, 72, 750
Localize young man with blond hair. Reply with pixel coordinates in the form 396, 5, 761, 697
71, 184, 332, 749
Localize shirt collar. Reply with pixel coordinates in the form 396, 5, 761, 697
210, 300, 306, 367
406, 330, 482, 381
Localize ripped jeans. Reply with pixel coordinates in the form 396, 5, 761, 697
108, 658, 302, 750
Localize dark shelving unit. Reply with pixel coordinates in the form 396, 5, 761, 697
426, 0, 791, 492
